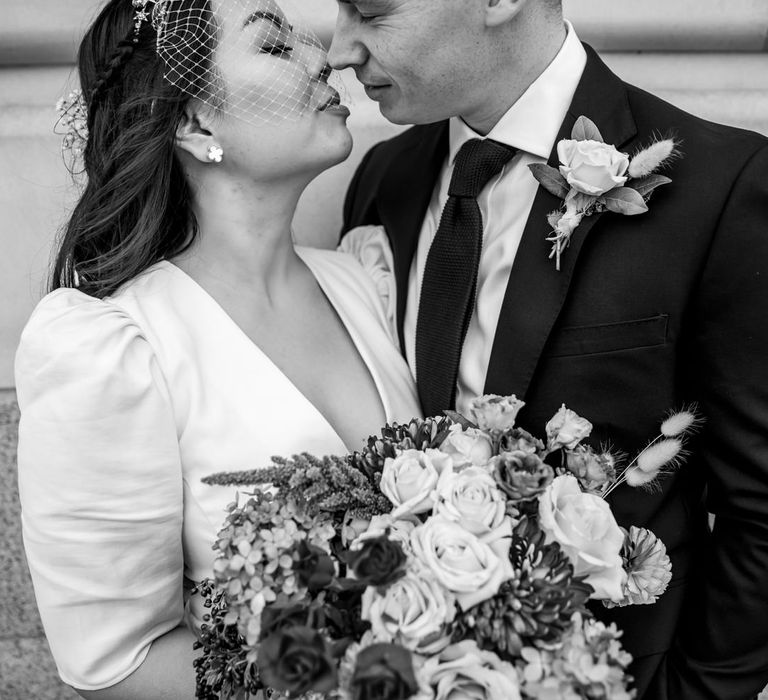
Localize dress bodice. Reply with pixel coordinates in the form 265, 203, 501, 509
15, 246, 420, 689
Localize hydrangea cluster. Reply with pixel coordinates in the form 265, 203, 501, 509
517, 613, 634, 699
211, 492, 335, 646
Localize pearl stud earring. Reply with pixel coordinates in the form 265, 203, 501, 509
207, 144, 223, 163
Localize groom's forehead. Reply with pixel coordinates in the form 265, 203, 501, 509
343, 0, 453, 11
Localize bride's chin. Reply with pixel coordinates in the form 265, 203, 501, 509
310, 127, 354, 169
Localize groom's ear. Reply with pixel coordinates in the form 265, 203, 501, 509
484, 0, 527, 27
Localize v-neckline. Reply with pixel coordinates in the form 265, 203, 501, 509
154, 253, 388, 451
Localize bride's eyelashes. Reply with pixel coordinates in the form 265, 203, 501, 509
261, 43, 294, 57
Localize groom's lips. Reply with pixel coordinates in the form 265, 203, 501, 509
363, 82, 392, 100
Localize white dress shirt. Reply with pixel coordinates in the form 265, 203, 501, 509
403, 22, 587, 416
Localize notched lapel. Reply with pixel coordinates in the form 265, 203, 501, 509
484, 45, 638, 401
378, 123, 448, 351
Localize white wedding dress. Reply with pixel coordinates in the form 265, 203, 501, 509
16, 239, 419, 690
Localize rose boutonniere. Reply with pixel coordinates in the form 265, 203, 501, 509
529, 116, 678, 270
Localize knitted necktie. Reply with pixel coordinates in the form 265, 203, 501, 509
415, 138, 517, 417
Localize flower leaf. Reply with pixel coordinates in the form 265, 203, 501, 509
600, 187, 649, 216
442, 410, 478, 430
629, 174, 672, 197
528, 163, 570, 199
571, 116, 603, 142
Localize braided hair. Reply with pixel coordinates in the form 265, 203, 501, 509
87, 38, 136, 111
52, 0, 216, 298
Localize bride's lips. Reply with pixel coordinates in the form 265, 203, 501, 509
313, 89, 350, 116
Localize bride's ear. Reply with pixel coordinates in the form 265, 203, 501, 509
484, 0, 527, 27
175, 100, 218, 163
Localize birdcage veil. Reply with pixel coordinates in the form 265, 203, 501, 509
153, 0, 345, 124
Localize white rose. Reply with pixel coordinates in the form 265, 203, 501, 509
380, 448, 453, 518
422, 640, 521, 700
538, 475, 626, 601
468, 394, 525, 432
361, 562, 456, 654
434, 466, 507, 537
351, 513, 417, 555
557, 139, 630, 196
545, 404, 593, 450
439, 424, 494, 469
410, 515, 513, 611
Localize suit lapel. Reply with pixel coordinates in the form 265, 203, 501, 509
484, 46, 638, 399
377, 123, 448, 353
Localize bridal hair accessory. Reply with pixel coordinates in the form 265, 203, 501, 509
530, 116, 678, 270
55, 89, 89, 159
207, 144, 223, 163
132, 0, 168, 42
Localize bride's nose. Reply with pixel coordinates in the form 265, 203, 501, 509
296, 40, 329, 81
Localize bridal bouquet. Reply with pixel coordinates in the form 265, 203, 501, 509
194, 396, 698, 700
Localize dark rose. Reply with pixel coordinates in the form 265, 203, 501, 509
498, 427, 545, 455
292, 540, 335, 591
258, 625, 337, 695
491, 450, 554, 501
348, 534, 407, 587
351, 643, 418, 700
259, 603, 309, 639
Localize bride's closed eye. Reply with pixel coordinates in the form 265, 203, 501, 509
243, 10, 294, 57
261, 42, 294, 57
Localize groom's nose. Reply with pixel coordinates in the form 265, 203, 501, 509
327, 9, 368, 70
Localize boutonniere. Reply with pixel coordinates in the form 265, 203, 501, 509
529, 116, 678, 270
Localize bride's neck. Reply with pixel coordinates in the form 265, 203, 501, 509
175, 175, 309, 303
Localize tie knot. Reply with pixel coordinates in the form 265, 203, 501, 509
448, 138, 517, 198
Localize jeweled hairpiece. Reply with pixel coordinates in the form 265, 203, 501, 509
132, 0, 170, 42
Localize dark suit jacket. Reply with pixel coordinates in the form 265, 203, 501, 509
341, 45, 768, 699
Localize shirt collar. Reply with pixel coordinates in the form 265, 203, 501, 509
449, 20, 587, 163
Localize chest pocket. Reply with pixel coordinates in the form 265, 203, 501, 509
545, 314, 669, 358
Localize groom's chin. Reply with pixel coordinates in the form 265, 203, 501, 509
376, 102, 437, 127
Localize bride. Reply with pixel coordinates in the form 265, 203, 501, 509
15, 0, 419, 697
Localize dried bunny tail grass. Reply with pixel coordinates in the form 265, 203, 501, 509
625, 438, 687, 490
636, 438, 684, 474
628, 138, 680, 179
626, 466, 659, 488
660, 406, 704, 437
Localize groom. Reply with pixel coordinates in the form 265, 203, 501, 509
330, 0, 768, 698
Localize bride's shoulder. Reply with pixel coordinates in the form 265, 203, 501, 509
20, 287, 136, 341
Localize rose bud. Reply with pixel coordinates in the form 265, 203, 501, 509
350, 643, 419, 700
348, 533, 407, 587
258, 625, 337, 696
292, 541, 335, 591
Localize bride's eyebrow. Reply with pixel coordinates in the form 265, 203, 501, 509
242, 10, 291, 31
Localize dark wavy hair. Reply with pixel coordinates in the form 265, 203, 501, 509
52, 0, 218, 298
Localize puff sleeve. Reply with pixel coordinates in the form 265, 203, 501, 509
15, 289, 185, 690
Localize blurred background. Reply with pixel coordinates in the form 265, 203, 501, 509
1, 1, 768, 697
